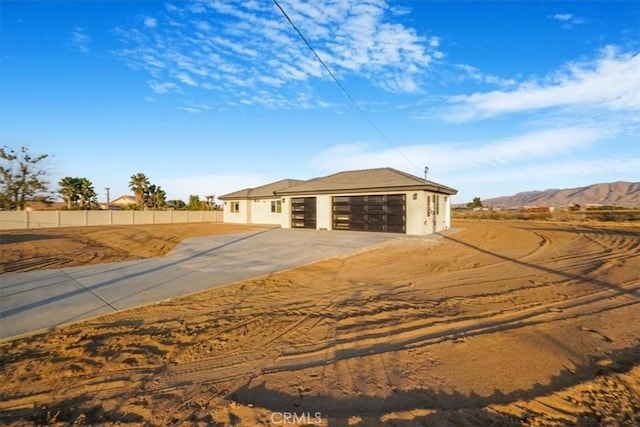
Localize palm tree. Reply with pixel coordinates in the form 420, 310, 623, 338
58, 177, 79, 209
77, 178, 97, 208
151, 185, 166, 209
129, 173, 149, 209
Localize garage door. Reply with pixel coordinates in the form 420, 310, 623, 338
333, 194, 406, 233
291, 197, 317, 229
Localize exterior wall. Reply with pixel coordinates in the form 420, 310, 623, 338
420, 192, 451, 234
433, 193, 450, 232
248, 198, 285, 225
29, 211, 60, 229
406, 191, 427, 236
222, 199, 250, 224
0, 210, 222, 230
112, 211, 135, 225
134, 211, 154, 224
316, 195, 332, 230
280, 190, 452, 235
87, 210, 111, 226
59, 211, 88, 227
153, 211, 173, 223
281, 196, 292, 229
444, 195, 452, 230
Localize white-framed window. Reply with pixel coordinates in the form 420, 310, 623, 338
230, 201, 240, 213
271, 200, 282, 213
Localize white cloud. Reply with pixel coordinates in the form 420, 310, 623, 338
71, 27, 91, 53
175, 72, 198, 86
454, 64, 517, 88
466, 157, 640, 185
177, 102, 211, 114
443, 47, 640, 122
143, 17, 157, 28
309, 127, 636, 202
113, 0, 440, 108
149, 81, 179, 94
553, 13, 573, 22
310, 126, 608, 174
550, 12, 586, 27
177, 106, 202, 114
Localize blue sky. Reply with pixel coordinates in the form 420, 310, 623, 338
2, 0, 639, 204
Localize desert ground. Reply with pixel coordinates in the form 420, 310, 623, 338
0, 219, 638, 426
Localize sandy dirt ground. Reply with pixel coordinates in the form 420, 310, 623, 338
0, 222, 267, 274
0, 220, 638, 426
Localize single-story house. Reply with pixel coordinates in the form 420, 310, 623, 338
219, 167, 457, 235
106, 195, 137, 209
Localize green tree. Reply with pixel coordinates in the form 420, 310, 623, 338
77, 177, 97, 208
58, 176, 80, 209
129, 173, 150, 209
467, 197, 483, 209
187, 194, 206, 210
0, 146, 50, 210
58, 177, 97, 209
146, 184, 167, 209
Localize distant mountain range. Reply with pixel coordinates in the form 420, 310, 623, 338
476, 181, 640, 208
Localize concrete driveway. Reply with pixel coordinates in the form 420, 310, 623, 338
0, 228, 399, 340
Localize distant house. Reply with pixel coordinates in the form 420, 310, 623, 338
24, 201, 65, 211
523, 206, 555, 213
107, 195, 137, 209
220, 167, 457, 236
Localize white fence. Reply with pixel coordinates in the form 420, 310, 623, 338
0, 210, 223, 230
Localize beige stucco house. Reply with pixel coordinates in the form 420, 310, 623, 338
219, 168, 457, 235
107, 195, 137, 209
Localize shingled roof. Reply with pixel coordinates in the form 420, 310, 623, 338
219, 179, 304, 200
275, 168, 457, 196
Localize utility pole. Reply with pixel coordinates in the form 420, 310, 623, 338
105, 187, 110, 210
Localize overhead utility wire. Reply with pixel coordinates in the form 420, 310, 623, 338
272, 0, 424, 175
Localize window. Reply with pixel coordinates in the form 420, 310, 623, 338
271, 200, 282, 213
435, 195, 440, 215
230, 201, 240, 213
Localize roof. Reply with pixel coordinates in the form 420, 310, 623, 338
110, 195, 137, 204
276, 168, 457, 196
219, 179, 305, 200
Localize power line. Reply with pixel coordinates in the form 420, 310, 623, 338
272, 0, 424, 175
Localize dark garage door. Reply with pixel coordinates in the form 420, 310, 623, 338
333, 194, 406, 233
291, 197, 317, 229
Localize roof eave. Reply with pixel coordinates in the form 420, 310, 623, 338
276, 184, 458, 196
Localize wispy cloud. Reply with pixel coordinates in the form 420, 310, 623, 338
113, 0, 442, 109
442, 46, 640, 122
461, 156, 640, 186
143, 17, 157, 28
71, 27, 91, 53
550, 13, 586, 27
149, 81, 179, 94
177, 101, 211, 114
310, 126, 609, 174
454, 64, 517, 88
309, 126, 634, 201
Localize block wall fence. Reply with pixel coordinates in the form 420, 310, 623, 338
0, 210, 223, 230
